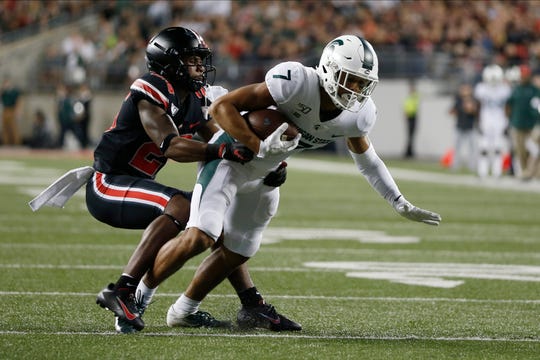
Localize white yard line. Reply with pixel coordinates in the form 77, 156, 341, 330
2, 244, 539, 260
0, 329, 537, 342
0, 291, 538, 304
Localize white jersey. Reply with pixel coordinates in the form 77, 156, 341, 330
236, 61, 378, 179
474, 81, 511, 133
190, 63, 384, 257
267, 61, 377, 148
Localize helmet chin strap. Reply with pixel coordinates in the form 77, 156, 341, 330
170, 66, 204, 92
189, 79, 205, 92
331, 97, 346, 111
174, 63, 215, 92
340, 92, 357, 106
171, 78, 203, 92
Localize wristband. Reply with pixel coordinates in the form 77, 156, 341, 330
205, 143, 222, 161
159, 133, 177, 154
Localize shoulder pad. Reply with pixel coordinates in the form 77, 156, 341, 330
130, 72, 175, 109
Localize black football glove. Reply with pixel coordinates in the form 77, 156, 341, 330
263, 161, 288, 187
206, 142, 254, 164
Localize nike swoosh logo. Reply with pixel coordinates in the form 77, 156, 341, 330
233, 150, 244, 159
258, 312, 281, 325
117, 297, 137, 321
331, 134, 344, 138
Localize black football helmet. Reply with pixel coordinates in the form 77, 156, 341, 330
145, 27, 215, 91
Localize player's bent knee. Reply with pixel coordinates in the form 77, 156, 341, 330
183, 228, 215, 255
221, 245, 250, 268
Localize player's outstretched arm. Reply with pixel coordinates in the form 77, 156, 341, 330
347, 136, 442, 226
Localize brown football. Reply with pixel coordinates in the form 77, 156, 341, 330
242, 109, 299, 141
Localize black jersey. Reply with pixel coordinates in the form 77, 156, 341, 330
93, 72, 211, 179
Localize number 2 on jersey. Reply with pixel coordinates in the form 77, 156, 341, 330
129, 142, 167, 177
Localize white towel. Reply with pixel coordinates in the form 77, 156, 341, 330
28, 166, 95, 211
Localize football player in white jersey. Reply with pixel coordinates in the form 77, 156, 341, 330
143, 35, 442, 330
473, 64, 512, 178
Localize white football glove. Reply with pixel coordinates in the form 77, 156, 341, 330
393, 195, 441, 226
257, 123, 301, 158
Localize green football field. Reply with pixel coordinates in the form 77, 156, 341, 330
1, 151, 539, 359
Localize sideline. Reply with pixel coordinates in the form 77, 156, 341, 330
1, 150, 539, 192
0, 147, 93, 160
287, 157, 540, 193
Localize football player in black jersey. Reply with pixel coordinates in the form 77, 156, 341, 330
90, 27, 298, 333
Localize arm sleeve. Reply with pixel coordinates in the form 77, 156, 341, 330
349, 144, 401, 205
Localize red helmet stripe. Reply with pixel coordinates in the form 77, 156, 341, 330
188, 28, 208, 48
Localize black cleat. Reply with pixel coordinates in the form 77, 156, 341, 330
115, 290, 148, 334
237, 303, 302, 331
96, 283, 144, 331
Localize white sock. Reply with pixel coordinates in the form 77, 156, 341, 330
136, 280, 157, 310
172, 293, 200, 316
478, 156, 489, 178
492, 155, 503, 178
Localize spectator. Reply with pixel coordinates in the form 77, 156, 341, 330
506, 65, 540, 179
403, 80, 419, 158
521, 70, 540, 180
449, 83, 478, 172
1, 77, 22, 146
73, 83, 92, 148
55, 83, 84, 149
523, 116, 540, 180
146, 0, 171, 28
24, 109, 54, 149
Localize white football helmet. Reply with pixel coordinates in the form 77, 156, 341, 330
482, 64, 504, 84
316, 35, 379, 111
505, 65, 521, 84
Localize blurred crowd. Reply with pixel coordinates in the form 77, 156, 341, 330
0, 0, 95, 41
2, 0, 539, 90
